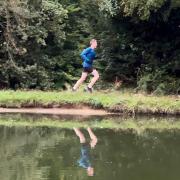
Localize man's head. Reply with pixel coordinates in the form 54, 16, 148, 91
87, 167, 94, 176
90, 39, 97, 49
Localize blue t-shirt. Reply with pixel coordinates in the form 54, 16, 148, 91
77, 144, 91, 169
80, 47, 96, 68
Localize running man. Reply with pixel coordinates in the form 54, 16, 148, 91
72, 39, 99, 93
74, 127, 98, 176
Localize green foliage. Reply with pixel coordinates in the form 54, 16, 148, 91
0, 0, 68, 89
97, 0, 180, 20
0, 0, 179, 94
137, 68, 180, 95
120, 0, 166, 20
95, 0, 180, 94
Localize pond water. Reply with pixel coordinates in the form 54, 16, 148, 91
0, 114, 180, 180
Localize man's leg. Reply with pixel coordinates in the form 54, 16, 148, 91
88, 69, 99, 89
87, 127, 98, 148
74, 128, 86, 143
73, 72, 88, 90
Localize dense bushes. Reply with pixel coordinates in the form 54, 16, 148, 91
0, 0, 68, 89
0, 0, 179, 94
97, 0, 180, 94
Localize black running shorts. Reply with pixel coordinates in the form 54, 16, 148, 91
83, 67, 93, 73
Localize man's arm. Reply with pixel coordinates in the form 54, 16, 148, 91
80, 48, 91, 62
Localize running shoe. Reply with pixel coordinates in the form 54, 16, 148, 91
84, 86, 93, 93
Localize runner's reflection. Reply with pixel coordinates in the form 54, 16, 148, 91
74, 127, 98, 176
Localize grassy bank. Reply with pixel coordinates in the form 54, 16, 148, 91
0, 90, 179, 115
0, 114, 180, 133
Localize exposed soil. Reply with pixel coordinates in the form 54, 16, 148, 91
0, 107, 110, 116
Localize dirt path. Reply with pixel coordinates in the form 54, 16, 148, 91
0, 108, 110, 116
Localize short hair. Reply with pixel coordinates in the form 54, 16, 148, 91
90, 39, 97, 45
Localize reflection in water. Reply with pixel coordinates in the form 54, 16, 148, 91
1, 123, 180, 180
74, 127, 98, 176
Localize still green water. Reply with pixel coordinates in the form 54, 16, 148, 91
0, 114, 180, 180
